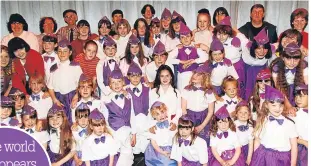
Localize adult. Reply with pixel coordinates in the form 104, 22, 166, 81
1, 13, 39, 52
110, 9, 124, 35
141, 4, 155, 26
212, 7, 229, 26
37, 17, 58, 53
290, 8, 308, 50
56, 9, 79, 42
238, 4, 278, 43
8, 37, 45, 95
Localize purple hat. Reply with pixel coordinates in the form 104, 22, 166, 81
100, 16, 111, 22
210, 38, 224, 51
79, 74, 90, 82
58, 39, 71, 48
103, 36, 116, 47
219, 16, 231, 27
179, 114, 194, 124
215, 105, 230, 120
179, 22, 191, 36
172, 10, 181, 19
22, 105, 36, 115
76, 102, 90, 110
128, 34, 140, 45
9, 87, 24, 96
109, 69, 123, 79
161, 8, 171, 19
153, 41, 166, 55
253, 28, 269, 45
127, 63, 142, 75
1, 96, 14, 107
151, 17, 160, 23
265, 85, 284, 103
236, 100, 249, 108
151, 101, 164, 109
256, 68, 271, 80
284, 42, 300, 55
295, 83, 308, 94
89, 108, 105, 120
195, 65, 207, 73
48, 104, 64, 115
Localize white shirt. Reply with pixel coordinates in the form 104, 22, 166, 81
242, 51, 276, 66
116, 32, 132, 59
234, 120, 254, 146
168, 47, 208, 65
145, 61, 174, 82
210, 129, 241, 155
153, 33, 167, 48
171, 136, 208, 164
119, 56, 147, 76
223, 37, 242, 64
72, 126, 88, 151
211, 60, 239, 86
47, 60, 82, 94
181, 88, 215, 112
215, 94, 239, 115
291, 108, 308, 141
1, 31, 39, 52
164, 36, 180, 53
149, 125, 177, 146
49, 128, 76, 153
81, 133, 119, 161
259, 115, 298, 151
71, 97, 102, 123
15, 109, 23, 124
24, 126, 49, 145
194, 29, 213, 48
28, 91, 53, 119
42, 51, 60, 84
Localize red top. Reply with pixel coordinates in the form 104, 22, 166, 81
71, 33, 98, 60
74, 53, 99, 80
301, 31, 308, 49
12, 49, 45, 95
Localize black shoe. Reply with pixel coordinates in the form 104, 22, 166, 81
133, 153, 146, 166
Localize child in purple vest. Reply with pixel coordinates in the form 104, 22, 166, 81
102, 69, 136, 166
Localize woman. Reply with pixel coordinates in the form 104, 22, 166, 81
37, 17, 58, 53
290, 8, 308, 49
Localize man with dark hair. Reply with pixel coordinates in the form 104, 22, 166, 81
141, 4, 155, 26
238, 4, 278, 43
111, 9, 124, 34
56, 9, 79, 42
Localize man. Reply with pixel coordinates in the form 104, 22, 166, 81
110, 9, 123, 35
239, 4, 278, 43
56, 9, 79, 42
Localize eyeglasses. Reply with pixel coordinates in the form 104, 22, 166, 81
256, 79, 271, 83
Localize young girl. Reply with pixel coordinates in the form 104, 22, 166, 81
202, 38, 239, 96
212, 7, 229, 27
1, 45, 13, 96
160, 8, 171, 35
8, 87, 25, 124
46, 104, 76, 165
215, 76, 241, 117
210, 105, 245, 166
133, 18, 153, 58
150, 17, 167, 48
233, 101, 254, 165
193, 10, 213, 49
0, 96, 19, 126
168, 22, 208, 90
165, 15, 184, 52
115, 19, 132, 59
291, 84, 308, 166
20, 105, 49, 146
248, 68, 272, 120
95, 16, 112, 60
181, 65, 215, 145
170, 115, 208, 166
145, 101, 177, 166
48, 39, 83, 124
82, 109, 119, 166
250, 85, 298, 166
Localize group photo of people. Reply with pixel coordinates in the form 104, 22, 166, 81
0, 1, 309, 166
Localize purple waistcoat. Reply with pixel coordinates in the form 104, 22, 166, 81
126, 85, 149, 116
177, 47, 199, 73
105, 98, 131, 131
103, 61, 120, 86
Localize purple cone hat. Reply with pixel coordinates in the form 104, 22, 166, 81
79, 74, 90, 82
151, 101, 164, 109
161, 8, 171, 19
151, 17, 160, 23
101, 16, 111, 23
265, 85, 284, 103
219, 16, 231, 27
48, 104, 64, 115
236, 100, 249, 108
89, 108, 105, 120
109, 69, 123, 79
1, 96, 14, 107
284, 42, 300, 55
153, 41, 166, 55
172, 10, 181, 19
127, 63, 142, 75
128, 34, 140, 45
195, 65, 207, 73
256, 68, 271, 80
215, 105, 230, 120
76, 102, 90, 110
9, 87, 24, 96
179, 22, 191, 36
179, 114, 194, 124
210, 38, 224, 51
253, 28, 269, 45
103, 36, 116, 47
58, 39, 71, 47
22, 105, 36, 115
295, 83, 308, 94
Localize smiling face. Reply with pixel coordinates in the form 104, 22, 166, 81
282, 56, 301, 69
160, 69, 172, 86
172, 21, 181, 32
216, 32, 229, 43
64, 12, 78, 26
180, 34, 192, 46
154, 54, 167, 67
236, 106, 250, 122
11, 22, 23, 35
128, 74, 141, 86
78, 82, 93, 99
151, 24, 161, 35
43, 41, 57, 54
267, 101, 284, 117
117, 24, 128, 37
104, 45, 117, 57
295, 92, 308, 109
1, 107, 12, 119
255, 45, 268, 59
13, 48, 27, 60
211, 50, 224, 62
197, 14, 209, 31
29, 80, 44, 94
112, 14, 122, 24
99, 23, 111, 36
1, 51, 10, 67
78, 25, 89, 36
49, 113, 63, 129
292, 16, 307, 32
14, 95, 25, 110
57, 47, 71, 62
130, 44, 140, 56
216, 12, 226, 24
178, 126, 193, 139
224, 81, 238, 98
22, 115, 36, 129
217, 118, 230, 132
161, 17, 171, 30
43, 18, 55, 34
109, 78, 124, 93
153, 109, 168, 122
144, 6, 153, 19
83, 43, 97, 60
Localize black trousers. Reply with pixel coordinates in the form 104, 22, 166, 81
132, 153, 145, 166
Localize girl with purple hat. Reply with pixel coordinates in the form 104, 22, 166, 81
250, 85, 298, 166
46, 104, 75, 165
8, 87, 26, 125
150, 17, 167, 48
0, 96, 19, 127
160, 8, 171, 35
115, 19, 132, 59
81, 109, 119, 166
145, 101, 177, 166
170, 115, 208, 166
181, 65, 215, 146
165, 14, 184, 52
209, 105, 245, 166
232, 101, 255, 165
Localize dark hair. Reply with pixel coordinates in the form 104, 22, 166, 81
83, 40, 98, 52
153, 65, 177, 97
63, 9, 77, 18
152, 52, 168, 58
122, 42, 145, 67
213, 25, 233, 37
290, 8, 308, 30
210, 116, 236, 137
250, 4, 265, 21
141, 4, 155, 15
98, 18, 112, 30
134, 18, 151, 46
112, 9, 123, 18
150, 20, 161, 28
77, 19, 91, 34
168, 16, 187, 39
213, 7, 229, 26
1, 45, 13, 78
277, 29, 302, 53
249, 41, 272, 59
42, 35, 58, 43
7, 13, 28, 33
8, 37, 30, 59
198, 8, 210, 15
39, 17, 57, 33
21, 109, 38, 129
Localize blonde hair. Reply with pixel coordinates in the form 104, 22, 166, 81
150, 103, 168, 118
87, 119, 111, 136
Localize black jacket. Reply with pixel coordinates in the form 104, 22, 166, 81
238, 21, 278, 43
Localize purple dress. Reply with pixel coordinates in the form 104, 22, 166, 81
297, 144, 308, 166
145, 143, 177, 166
126, 85, 149, 116
182, 157, 201, 166
233, 59, 246, 100
244, 63, 267, 100
210, 148, 246, 166
47, 141, 73, 166
55, 90, 76, 124
89, 153, 119, 166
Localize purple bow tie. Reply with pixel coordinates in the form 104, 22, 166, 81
212, 62, 224, 68
237, 125, 249, 132
43, 56, 55, 63
108, 59, 116, 64
94, 136, 106, 144
156, 120, 169, 129
115, 94, 124, 100
155, 34, 161, 39
303, 109, 308, 113
259, 93, 265, 99
84, 101, 92, 106
78, 129, 87, 137
217, 131, 229, 139
226, 100, 237, 105
178, 138, 190, 146
133, 87, 140, 94
26, 128, 34, 134
285, 68, 296, 74
50, 128, 58, 136
31, 94, 40, 101
99, 36, 107, 44
192, 86, 204, 91
269, 116, 284, 125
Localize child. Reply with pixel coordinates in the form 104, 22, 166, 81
165, 14, 183, 53
8, 87, 25, 124
115, 19, 132, 59
209, 105, 245, 166
133, 18, 153, 59
160, 8, 171, 35
41, 34, 59, 84
181, 65, 215, 145
28, 74, 53, 130
95, 16, 112, 60
96, 36, 121, 96
193, 10, 213, 49
291, 84, 308, 166
0, 96, 19, 126
150, 17, 167, 48
168, 22, 208, 90
1, 45, 13, 96
102, 69, 136, 166
250, 85, 298, 166
20, 105, 49, 146
82, 108, 119, 166
145, 101, 177, 166
248, 68, 272, 120
170, 115, 208, 166
215, 76, 241, 117
46, 104, 76, 165
233, 101, 254, 165
48, 39, 83, 124
71, 102, 90, 166
203, 38, 239, 96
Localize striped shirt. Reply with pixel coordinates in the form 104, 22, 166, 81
56, 26, 79, 42
74, 53, 100, 79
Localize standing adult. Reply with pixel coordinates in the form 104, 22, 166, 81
37, 17, 58, 53
239, 4, 278, 43
56, 9, 79, 42
290, 8, 308, 49
141, 4, 155, 26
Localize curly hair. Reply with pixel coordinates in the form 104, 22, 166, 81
209, 116, 236, 137
184, 71, 214, 96
39, 17, 57, 33
153, 65, 178, 98
150, 102, 168, 118
212, 25, 234, 38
